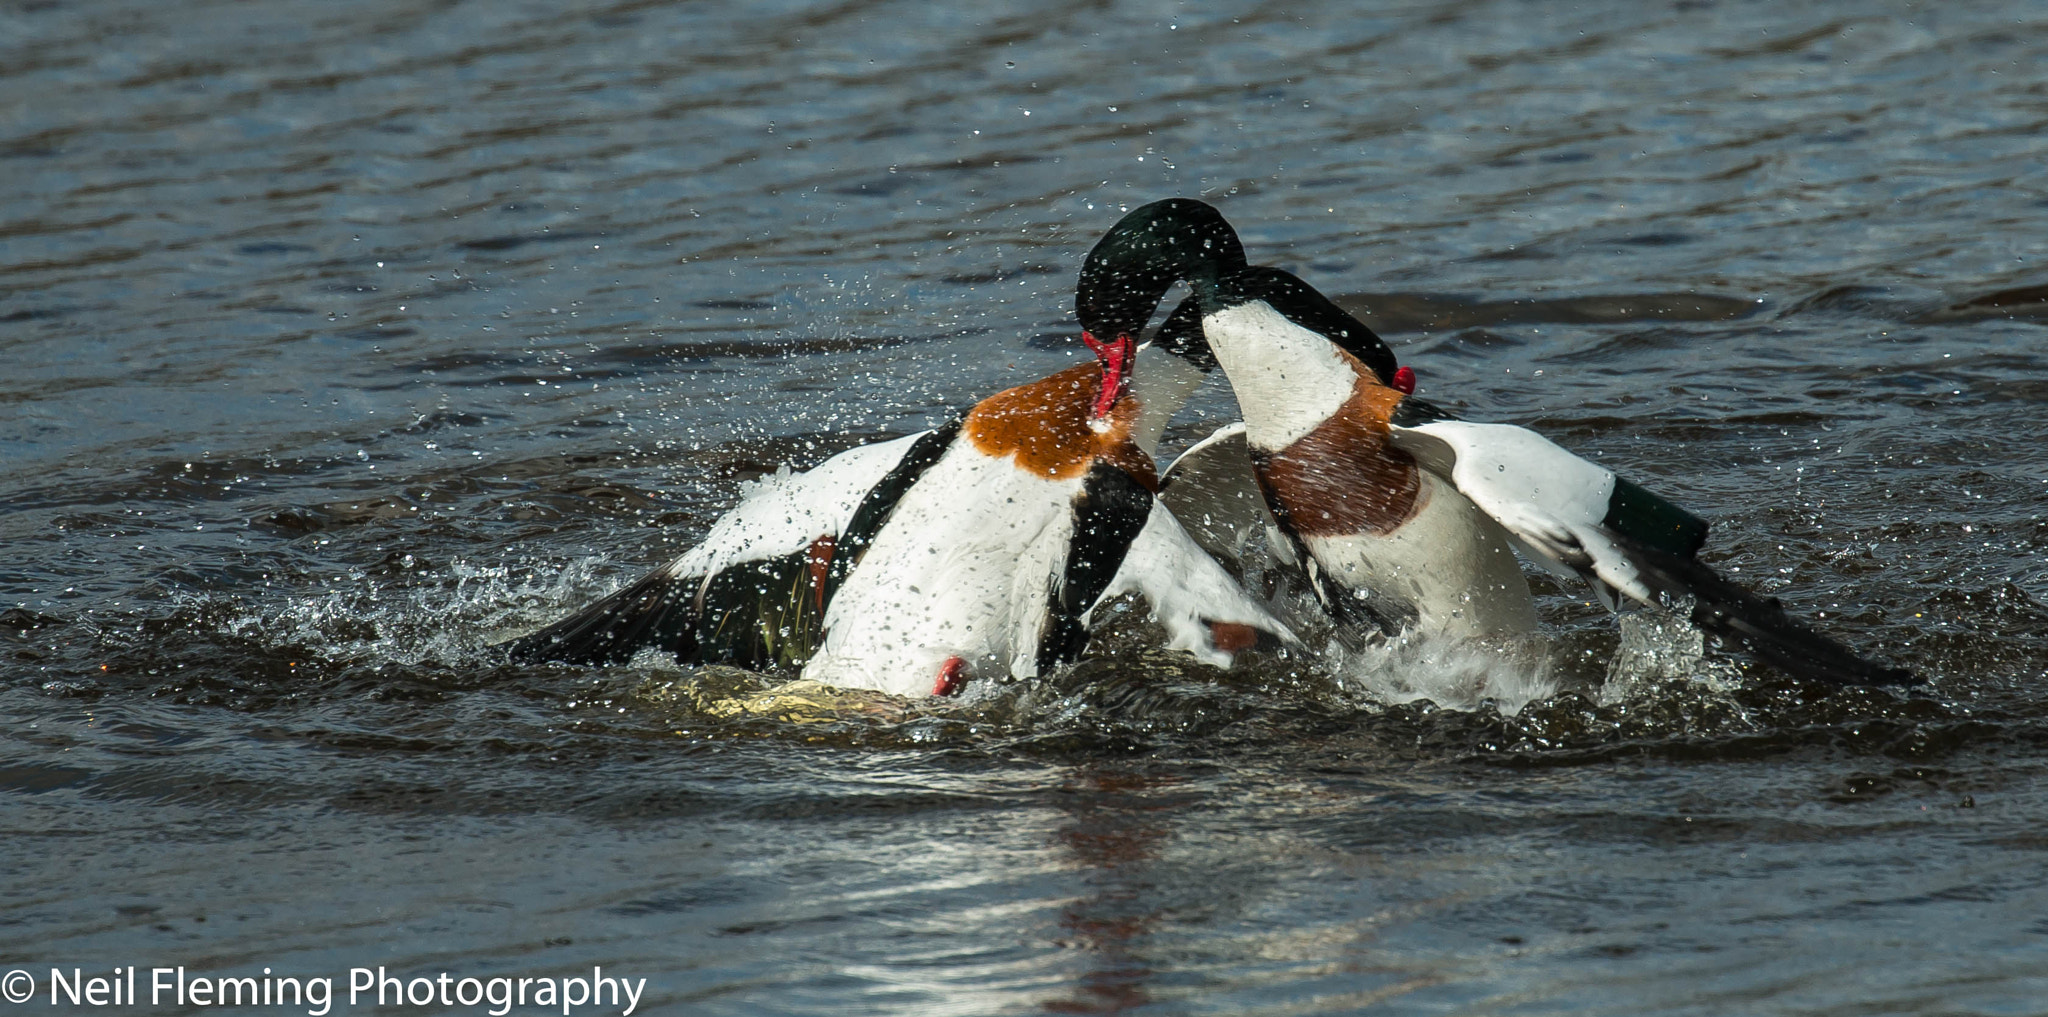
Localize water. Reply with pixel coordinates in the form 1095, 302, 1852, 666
6, 0, 2048, 1012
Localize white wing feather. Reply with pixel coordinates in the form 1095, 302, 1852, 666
672, 431, 930, 584
1159, 423, 1276, 563
1095, 500, 1298, 665
1389, 420, 1652, 608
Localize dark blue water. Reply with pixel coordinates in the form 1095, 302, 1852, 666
6, 1, 2048, 1013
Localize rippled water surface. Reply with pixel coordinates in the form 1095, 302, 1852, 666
7, 1, 2048, 1013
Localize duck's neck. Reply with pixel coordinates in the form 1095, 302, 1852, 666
1201, 301, 1364, 452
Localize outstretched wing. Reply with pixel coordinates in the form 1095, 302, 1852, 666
502, 428, 951, 667
1387, 402, 1909, 686
1386, 411, 1700, 607
502, 556, 705, 666
1095, 496, 1299, 667
1159, 423, 1277, 566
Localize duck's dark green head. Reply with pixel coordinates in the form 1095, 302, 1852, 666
1074, 199, 1247, 417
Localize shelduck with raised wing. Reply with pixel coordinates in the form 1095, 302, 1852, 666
1177, 243, 1909, 684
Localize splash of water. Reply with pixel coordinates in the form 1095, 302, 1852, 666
1599, 603, 1745, 706
183, 555, 617, 670
1324, 630, 1558, 716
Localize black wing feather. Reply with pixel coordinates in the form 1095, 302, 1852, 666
502, 561, 701, 666
1603, 476, 1710, 559
1613, 532, 1914, 686
504, 424, 965, 670
1038, 462, 1154, 670
691, 550, 828, 669
823, 421, 960, 602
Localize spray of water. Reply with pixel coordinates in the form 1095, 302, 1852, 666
1323, 630, 1558, 715
178, 556, 617, 671
1598, 602, 1747, 706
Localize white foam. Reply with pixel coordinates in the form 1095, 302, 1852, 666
1324, 630, 1558, 716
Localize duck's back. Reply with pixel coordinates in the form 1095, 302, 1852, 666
803, 443, 1081, 696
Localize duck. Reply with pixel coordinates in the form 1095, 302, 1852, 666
501, 202, 1291, 697
1165, 264, 1541, 642
1140, 209, 1909, 684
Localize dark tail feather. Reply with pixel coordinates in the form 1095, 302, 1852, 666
1617, 535, 1915, 686
501, 562, 701, 666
